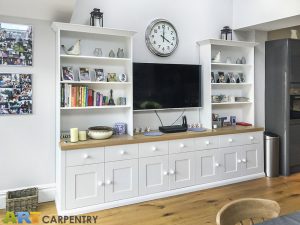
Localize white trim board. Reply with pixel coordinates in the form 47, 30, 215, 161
58, 173, 265, 216
0, 183, 56, 209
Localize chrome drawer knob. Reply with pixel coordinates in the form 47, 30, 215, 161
228, 138, 233, 143
169, 169, 175, 175
106, 180, 112, 185
250, 136, 254, 140
120, 150, 126, 155
83, 154, 89, 159
215, 163, 220, 167
98, 181, 104, 186
237, 159, 242, 163
163, 171, 169, 176
180, 143, 185, 148
205, 141, 210, 145
242, 159, 247, 163
152, 146, 157, 151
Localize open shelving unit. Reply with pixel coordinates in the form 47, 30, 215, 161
197, 39, 257, 129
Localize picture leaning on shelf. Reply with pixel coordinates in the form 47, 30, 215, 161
211, 71, 246, 83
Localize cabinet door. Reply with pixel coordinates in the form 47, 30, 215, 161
139, 156, 169, 195
169, 152, 195, 189
105, 159, 138, 202
66, 163, 104, 209
195, 149, 220, 184
241, 144, 264, 175
219, 147, 242, 180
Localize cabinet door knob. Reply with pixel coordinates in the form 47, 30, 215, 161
83, 154, 89, 159
179, 143, 185, 148
120, 150, 126, 155
163, 171, 169, 176
242, 159, 247, 163
205, 140, 210, 145
106, 180, 112, 185
228, 138, 233, 143
237, 159, 242, 163
215, 163, 220, 167
250, 136, 254, 140
152, 146, 157, 151
169, 169, 175, 175
98, 181, 104, 186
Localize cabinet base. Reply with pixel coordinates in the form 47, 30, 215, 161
57, 172, 265, 216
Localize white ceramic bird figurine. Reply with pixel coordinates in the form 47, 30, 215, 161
61, 40, 81, 55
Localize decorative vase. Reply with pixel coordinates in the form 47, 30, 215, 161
212, 51, 221, 63
241, 57, 246, 64
117, 48, 125, 58
109, 50, 115, 57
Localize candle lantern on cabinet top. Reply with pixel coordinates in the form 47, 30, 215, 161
90, 8, 103, 27
221, 26, 232, 40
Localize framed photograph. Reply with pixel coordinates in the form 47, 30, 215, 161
218, 72, 226, 83
228, 72, 236, 83
118, 73, 127, 82
61, 66, 74, 81
107, 73, 117, 82
0, 23, 33, 66
94, 68, 105, 82
79, 67, 91, 81
0, 73, 32, 115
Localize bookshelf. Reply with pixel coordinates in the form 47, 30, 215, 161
197, 39, 257, 128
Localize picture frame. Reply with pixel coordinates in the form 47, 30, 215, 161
118, 73, 127, 82
79, 67, 91, 81
94, 68, 105, 82
61, 66, 75, 81
107, 73, 117, 82
0, 22, 33, 66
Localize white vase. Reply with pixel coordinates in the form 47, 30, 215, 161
291, 30, 298, 39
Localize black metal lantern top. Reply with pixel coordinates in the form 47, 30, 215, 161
90, 8, 103, 27
221, 26, 232, 40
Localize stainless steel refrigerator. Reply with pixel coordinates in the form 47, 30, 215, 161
266, 39, 300, 176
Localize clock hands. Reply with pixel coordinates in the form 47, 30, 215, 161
160, 35, 171, 43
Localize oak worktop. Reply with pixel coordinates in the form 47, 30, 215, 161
60, 126, 264, 151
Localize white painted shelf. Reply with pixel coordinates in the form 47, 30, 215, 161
61, 105, 131, 110
60, 54, 131, 62
197, 39, 257, 48
211, 63, 253, 67
60, 81, 132, 85
212, 102, 252, 106
211, 83, 252, 87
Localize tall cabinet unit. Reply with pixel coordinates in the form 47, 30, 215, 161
52, 22, 136, 212
198, 39, 257, 129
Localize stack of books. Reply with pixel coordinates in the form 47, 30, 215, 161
61, 84, 109, 108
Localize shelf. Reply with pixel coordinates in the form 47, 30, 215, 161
212, 102, 252, 106
60, 55, 131, 62
60, 81, 132, 85
197, 39, 257, 48
211, 63, 253, 67
61, 105, 131, 110
211, 83, 251, 87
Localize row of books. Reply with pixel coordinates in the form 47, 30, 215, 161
61, 84, 110, 107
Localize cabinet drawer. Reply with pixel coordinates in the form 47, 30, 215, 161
169, 138, 194, 154
247, 132, 262, 144
66, 148, 104, 167
194, 136, 219, 150
105, 144, 138, 162
139, 141, 168, 157
219, 134, 248, 148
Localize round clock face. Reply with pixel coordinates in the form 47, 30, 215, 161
145, 19, 179, 57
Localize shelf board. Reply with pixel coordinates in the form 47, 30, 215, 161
61, 105, 131, 110
211, 63, 253, 67
212, 102, 252, 106
60, 81, 132, 85
197, 39, 257, 47
211, 83, 252, 87
60, 54, 131, 62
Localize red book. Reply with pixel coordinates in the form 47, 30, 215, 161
88, 89, 93, 106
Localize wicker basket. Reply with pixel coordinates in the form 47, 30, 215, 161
6, 187, 38, 212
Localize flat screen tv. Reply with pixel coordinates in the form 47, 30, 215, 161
133, 63, 201, 110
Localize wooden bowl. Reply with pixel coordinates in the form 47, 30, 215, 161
88, 126, 113, 140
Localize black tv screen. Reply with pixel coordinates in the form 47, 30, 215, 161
133, 63, 201, 110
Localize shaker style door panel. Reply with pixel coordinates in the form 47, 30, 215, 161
169, 152, 195, 189
219, 147, 242, 179
105, 159, 138, 202
139, 156, 169, 195
241, 144, 264, 175
195, 149, 220, 184
66, 163, 105, 209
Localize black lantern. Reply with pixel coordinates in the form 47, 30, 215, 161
90, 8, 103, 27
220, 26, 232, 40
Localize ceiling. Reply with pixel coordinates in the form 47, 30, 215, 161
0, 0, 76, 22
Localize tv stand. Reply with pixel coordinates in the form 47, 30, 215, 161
159, 125, 188, 133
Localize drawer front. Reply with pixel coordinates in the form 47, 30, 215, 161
194, 136, 219, 150
246, 132, 262, 144
66, 148, 104, 167
105, 144, 138, 162
219, 134, 248, 148
169, 138, 194, 154
139, 141, 169, 157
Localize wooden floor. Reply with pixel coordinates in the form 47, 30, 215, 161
2, 174, 300, 225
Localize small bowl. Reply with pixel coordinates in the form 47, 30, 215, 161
88, 126, 113, 140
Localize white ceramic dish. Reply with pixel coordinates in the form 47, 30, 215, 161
88, 126, 113, 140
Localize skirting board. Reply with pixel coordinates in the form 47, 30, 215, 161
0, 183, 56, 209
58, 173, 265, 216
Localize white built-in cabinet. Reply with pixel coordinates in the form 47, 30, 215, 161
63, 131, 264, 212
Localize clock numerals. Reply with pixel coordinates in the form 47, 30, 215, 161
154, 29, 157, 33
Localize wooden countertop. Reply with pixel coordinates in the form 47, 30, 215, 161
60, 126, 264, 151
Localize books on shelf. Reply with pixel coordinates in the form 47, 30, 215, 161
61, 84, 110, 108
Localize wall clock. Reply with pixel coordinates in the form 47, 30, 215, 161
145, 19, 179, 57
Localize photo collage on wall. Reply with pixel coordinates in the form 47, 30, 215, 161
0, 73, 32, 115
0, 22, 33, 115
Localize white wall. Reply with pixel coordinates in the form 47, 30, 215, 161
71, 0, 233, 128
0, 16, 56, 194
233, 0, 300, 30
